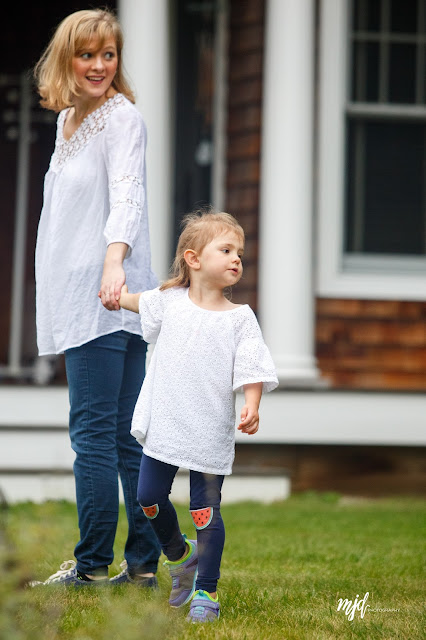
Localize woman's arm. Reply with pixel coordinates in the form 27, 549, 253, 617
99, 242, 128, 310
118, 284, 141, 314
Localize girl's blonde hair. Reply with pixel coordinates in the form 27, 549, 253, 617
161, 210, 245, 291
34, 8, 135, 112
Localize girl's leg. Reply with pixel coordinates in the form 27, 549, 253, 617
65, 332, 129, 576
116, 334, 161, 575
138, 454, 199, 608
137, 454, 185, 561
189, 472, 225, 594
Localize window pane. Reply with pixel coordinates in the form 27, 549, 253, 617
353, 0, 381, 32
390, 0, 418, 34
351, 42, 380, 101
345, 121, 425, 255
389, 43, 417, 103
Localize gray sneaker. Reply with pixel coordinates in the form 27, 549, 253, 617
188, 590, 220, 623
164, 537, 198, 607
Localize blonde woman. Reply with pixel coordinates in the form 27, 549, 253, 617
32, 8, 160, 587
119, 211, 278, 622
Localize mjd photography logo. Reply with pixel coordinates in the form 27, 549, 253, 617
337, 592, 370, 621
337, 591, 400, 620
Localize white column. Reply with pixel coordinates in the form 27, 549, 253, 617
259, 0, 321, 385
118, 0, 173, 279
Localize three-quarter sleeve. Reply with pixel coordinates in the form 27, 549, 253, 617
103, 106, 147, 251
233, 309, 278, 393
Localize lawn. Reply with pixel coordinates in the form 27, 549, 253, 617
1, 493, 424, 639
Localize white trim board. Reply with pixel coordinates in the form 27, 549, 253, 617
0, 387, 424, 446
0, 472, 290, 505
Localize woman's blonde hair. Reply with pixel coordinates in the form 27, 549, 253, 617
161, 209, 245, 291
34, 8, 134, 112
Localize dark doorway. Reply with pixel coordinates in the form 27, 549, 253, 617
1, 3, 116, 382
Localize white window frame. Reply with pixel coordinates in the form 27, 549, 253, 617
316, 0, 426, 301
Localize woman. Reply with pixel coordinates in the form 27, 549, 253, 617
32, 8, 161, 586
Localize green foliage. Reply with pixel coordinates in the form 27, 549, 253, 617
1, 494, 424, 639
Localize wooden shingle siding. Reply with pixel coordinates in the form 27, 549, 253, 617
316, 299, 426, 390
226, 0, 265, 311
235, 443, 426, 496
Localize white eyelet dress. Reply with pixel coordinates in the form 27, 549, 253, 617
131, 287, 279, 475
35, 93, 157, 355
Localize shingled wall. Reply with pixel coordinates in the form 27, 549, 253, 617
225, 0, 265, 310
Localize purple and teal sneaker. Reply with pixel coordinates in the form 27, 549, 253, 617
188, 590, 220, 623
164, 536, 198, 607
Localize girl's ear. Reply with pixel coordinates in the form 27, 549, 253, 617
184, 249, 201, 270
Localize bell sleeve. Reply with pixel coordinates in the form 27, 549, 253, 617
233, 309, 278, 393
103, 106, 147, 253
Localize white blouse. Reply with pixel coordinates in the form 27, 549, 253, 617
35, 93, 157, 355
131, 286, 278, 475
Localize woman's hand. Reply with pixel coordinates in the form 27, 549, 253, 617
98, 242, 128, 310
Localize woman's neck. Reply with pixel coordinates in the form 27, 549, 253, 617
72, 88, 116, 124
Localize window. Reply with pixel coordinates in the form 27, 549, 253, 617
346, 0, 425, 256
317, 0, 426, 300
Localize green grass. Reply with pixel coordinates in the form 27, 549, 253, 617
1, 493, 425, 639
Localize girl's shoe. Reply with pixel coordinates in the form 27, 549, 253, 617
29, 560, 108, 587
109, 560, 158, 588
188, 590, 220, 623
164, 537, 198, 607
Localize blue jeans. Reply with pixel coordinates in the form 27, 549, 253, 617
65, 331, 161, 576
138, 454, 225, 592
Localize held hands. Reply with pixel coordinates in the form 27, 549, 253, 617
98, 242, 128, 311
238, 404, 259, 435
98, 262, 125, 311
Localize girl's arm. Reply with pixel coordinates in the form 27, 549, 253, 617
118, 285, 141, 314
238, 382, 263, 435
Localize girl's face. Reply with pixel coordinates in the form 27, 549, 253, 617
72, 36, 118, 101
197, 230, 244, 288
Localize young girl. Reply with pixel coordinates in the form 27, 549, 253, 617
119, 211, 278, 622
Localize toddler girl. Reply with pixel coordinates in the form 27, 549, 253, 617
119, 211, 278, 622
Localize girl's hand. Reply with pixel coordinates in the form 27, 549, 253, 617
238, 405, 259, 435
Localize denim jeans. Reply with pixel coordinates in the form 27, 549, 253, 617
65, 331, 161, 576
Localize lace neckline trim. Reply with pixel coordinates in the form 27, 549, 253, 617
52, 93, 126, 169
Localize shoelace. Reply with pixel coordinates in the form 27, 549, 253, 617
44, 560, 76, 584
112, 560, 128, 579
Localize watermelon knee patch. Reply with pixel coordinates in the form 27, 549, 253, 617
190, 507, 213, 530
142, 504, 159, 519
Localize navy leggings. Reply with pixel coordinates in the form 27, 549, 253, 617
137, 454, 225, 592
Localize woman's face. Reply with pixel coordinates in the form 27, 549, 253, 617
72, 36, 118, 101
